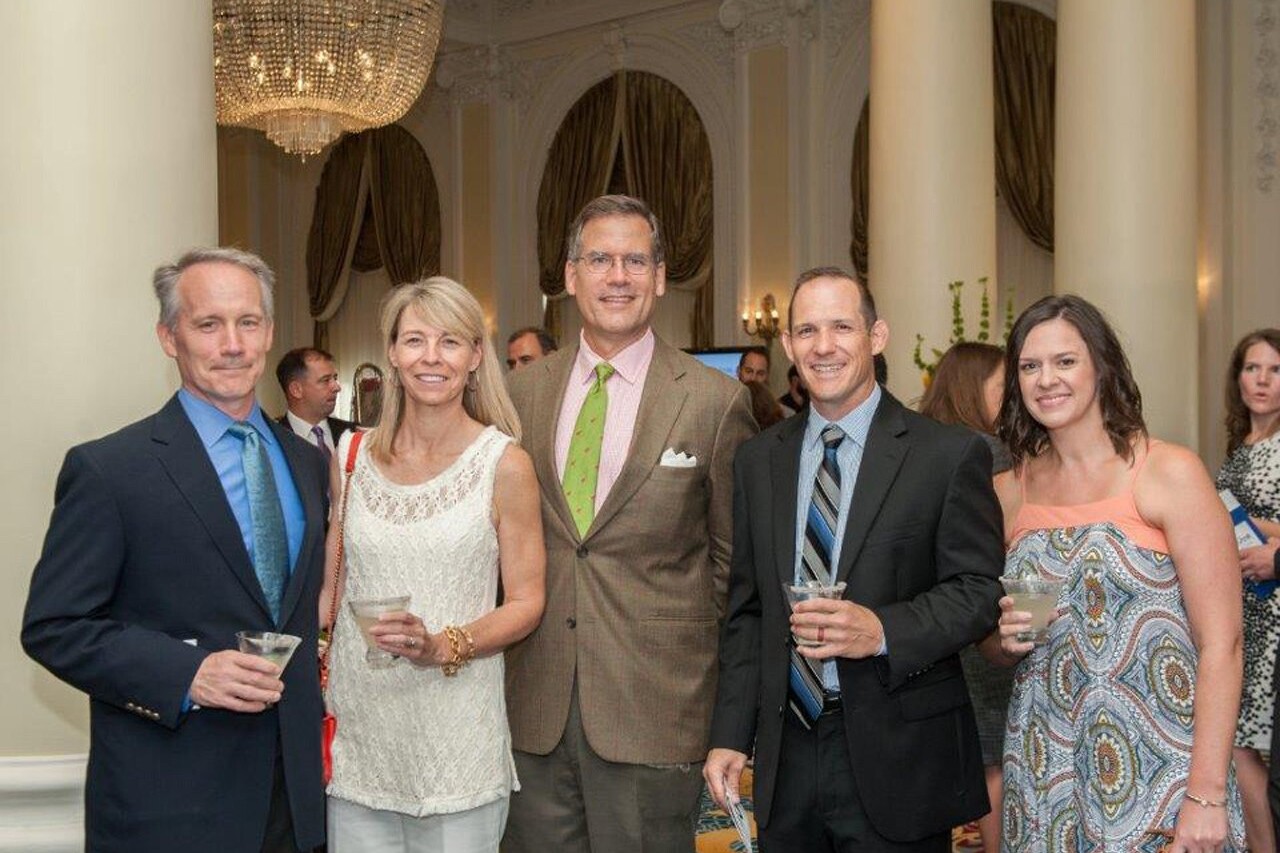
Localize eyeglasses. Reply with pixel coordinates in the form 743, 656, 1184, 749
574, 252, 654, 276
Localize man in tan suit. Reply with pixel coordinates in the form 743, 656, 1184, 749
501, 195, 756, 853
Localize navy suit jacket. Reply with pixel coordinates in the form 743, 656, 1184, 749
276, 412, 357, 451
23, 394, 328, 853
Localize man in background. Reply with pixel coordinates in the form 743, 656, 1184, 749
23, 247, 328, 853
779, 364, 809, 414
275, 346, 356, 460
507, 326, 558, 371
736, 345, 770, 385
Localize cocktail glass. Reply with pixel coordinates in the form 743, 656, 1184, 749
1000, 576, 1065, 643
783, 580, 847, 646
348, 595, 412, 668
235, 630, 302, 671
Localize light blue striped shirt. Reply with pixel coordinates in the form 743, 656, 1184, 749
793, 383, 882, 690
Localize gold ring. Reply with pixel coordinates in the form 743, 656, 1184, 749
817, 626, 825, 643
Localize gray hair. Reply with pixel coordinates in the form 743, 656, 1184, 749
152, 246, 276, 331
565, 194, 666, 267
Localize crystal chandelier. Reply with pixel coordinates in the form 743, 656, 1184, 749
213, 1, 445, 157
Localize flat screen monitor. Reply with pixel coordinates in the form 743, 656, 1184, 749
685, 347, 749, 380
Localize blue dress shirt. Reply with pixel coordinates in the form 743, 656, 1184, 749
177, 390, 305, 577
793, 383, 883, 690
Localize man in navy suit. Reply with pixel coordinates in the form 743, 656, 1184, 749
22, 247, 327, 853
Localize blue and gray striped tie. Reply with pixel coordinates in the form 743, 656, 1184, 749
788, 424, 844, 725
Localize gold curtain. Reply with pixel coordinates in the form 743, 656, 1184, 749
305, 133, 367, 347
350, 201, 382, 273
849, 97, 870, 282
368, 124, 442, 284
993, 1, 1055, 253
306, 125, 442, 346
621, 70, 715, 347
537, 75, 622, 302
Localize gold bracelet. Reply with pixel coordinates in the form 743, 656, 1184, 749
1184, 792, 1227, 809
441, 625, 472, 677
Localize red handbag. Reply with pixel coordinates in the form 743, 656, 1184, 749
319, 430, 363, 785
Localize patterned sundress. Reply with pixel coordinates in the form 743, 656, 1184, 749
1215, 432, 1280, 751
1002, 453, 1245, 852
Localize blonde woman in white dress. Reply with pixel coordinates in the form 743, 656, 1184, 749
320, 278, 545, 853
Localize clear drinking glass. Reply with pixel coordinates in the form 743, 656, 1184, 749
235, 630, 302, 671
1000, 576, 1065, 643
348, 595, 412, 668
783, 580, 847, 646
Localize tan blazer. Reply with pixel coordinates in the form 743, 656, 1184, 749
505, 337, 756, 764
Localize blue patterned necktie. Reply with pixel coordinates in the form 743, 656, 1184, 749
789, 424, 845, 726
227, 422, 288, 623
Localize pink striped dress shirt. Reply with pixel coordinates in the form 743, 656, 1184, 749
554, 329, 656, 514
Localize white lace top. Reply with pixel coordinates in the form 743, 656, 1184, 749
326, 426, 517, 816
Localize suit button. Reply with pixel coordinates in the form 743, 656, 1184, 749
576, 545, 588, 558
566, 617, 576, 629
778, 704, 785, 717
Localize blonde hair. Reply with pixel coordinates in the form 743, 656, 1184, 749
369, 277, 522, 462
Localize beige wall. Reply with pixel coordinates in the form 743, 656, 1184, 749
745, 46, 793, 315
0, 0, 218, 756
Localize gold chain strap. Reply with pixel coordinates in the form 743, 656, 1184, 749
319, 431, 363, 690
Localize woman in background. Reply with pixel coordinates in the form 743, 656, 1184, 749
1215, 328, 1280, 853
745, 379, 787, 430
919, 341, 1010, 853
321, 277, 546, 852
995, 295, 1244, 852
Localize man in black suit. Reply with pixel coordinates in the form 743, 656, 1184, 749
275, 346, 356, 459
22, 247, 327, 853
705, 267, 1004, 852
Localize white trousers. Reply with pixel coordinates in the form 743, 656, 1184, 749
328, 795, 509, 853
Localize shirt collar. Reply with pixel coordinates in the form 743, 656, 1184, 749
573, 328, 655, 387
177, 389, 275, 450
803, 383, 882, 452
286, 410, 322, 434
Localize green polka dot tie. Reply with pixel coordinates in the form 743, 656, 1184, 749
563, 362, 615, 536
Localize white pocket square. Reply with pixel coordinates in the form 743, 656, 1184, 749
659, 448, 697, 468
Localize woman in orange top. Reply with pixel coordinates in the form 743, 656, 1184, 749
993, 295, 1244, 853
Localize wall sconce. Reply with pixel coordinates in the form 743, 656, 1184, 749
742, 293, 781, 344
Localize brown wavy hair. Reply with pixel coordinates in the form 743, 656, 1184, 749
1225, 328, 1280, 453
919, 342, 1005, 434
997, 294, 1145, 465
745, 380, 785, 430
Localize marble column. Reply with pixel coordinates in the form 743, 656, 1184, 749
1055, 0, 1198, 445
869, 0, 996, 398
0, 2, 216, 847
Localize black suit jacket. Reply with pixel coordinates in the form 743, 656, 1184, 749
277, 412, 357, 449
709, 392, 1004, 841
23, 395, 328, 853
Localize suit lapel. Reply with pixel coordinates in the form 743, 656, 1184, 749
835, 394, 908, 584
531, 348, 579, 542
151, 396, 274, 620
588, 340, 687, 538
273, 419, 324, 627
771, 417, 806, 589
